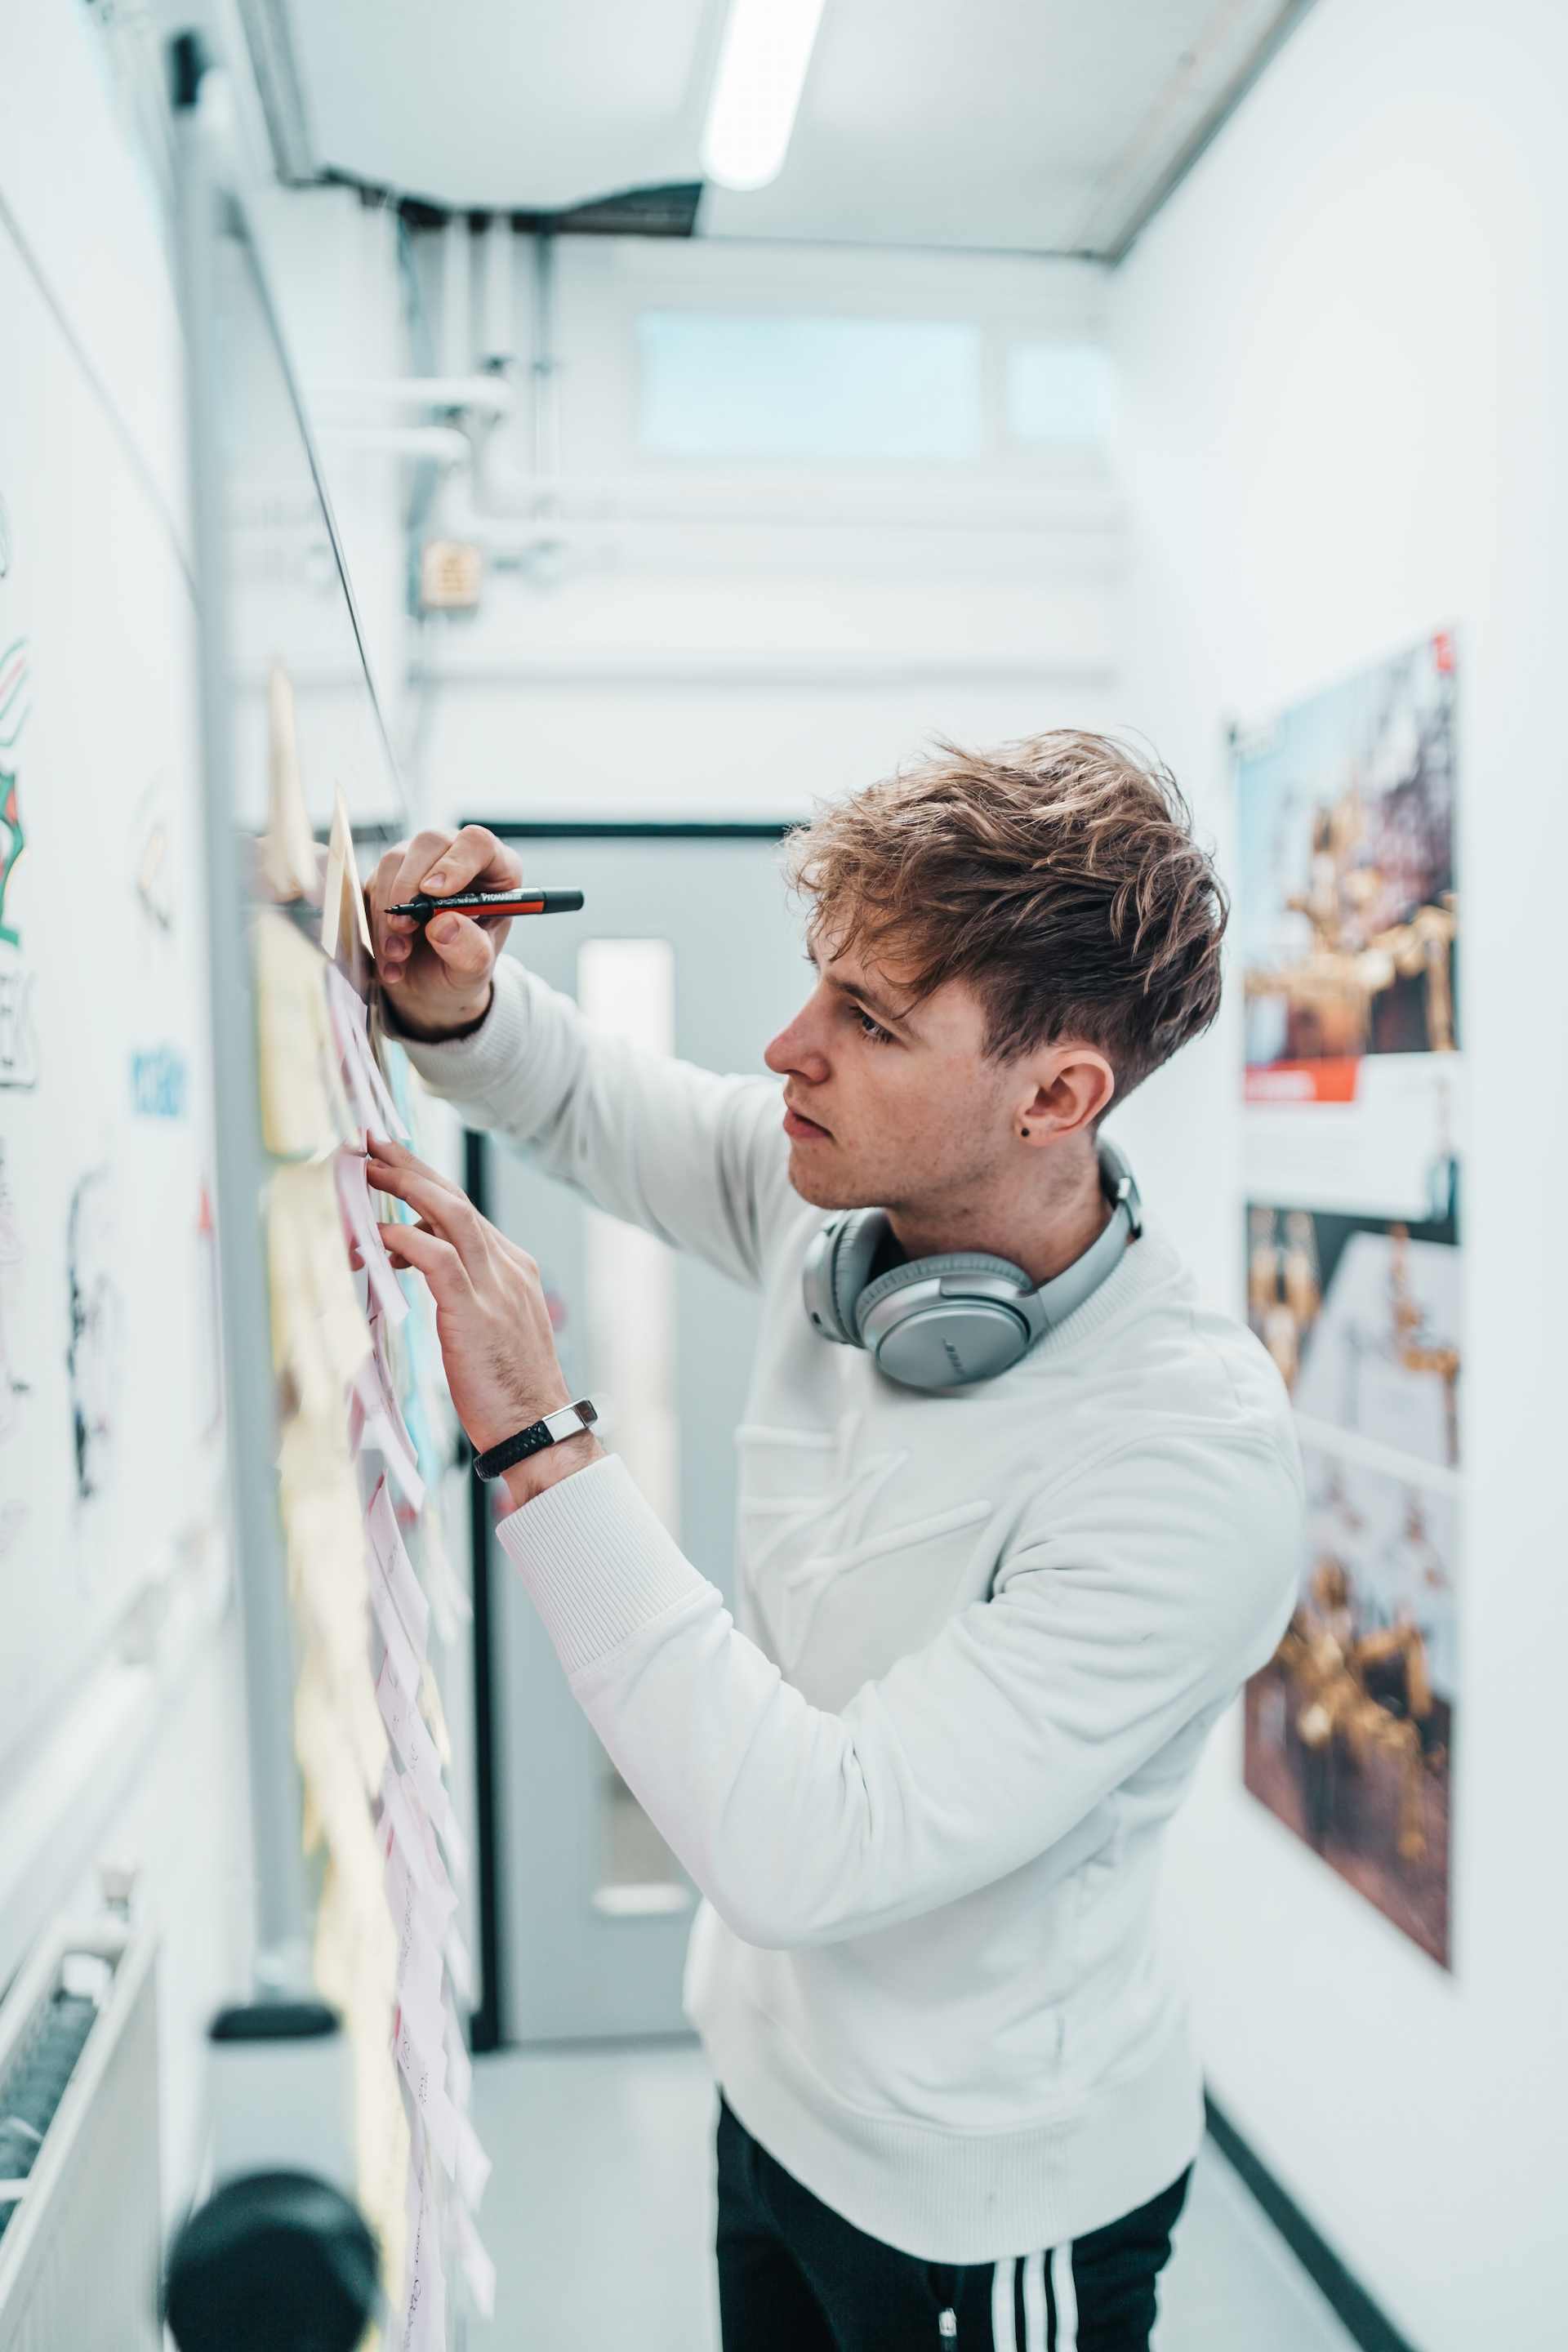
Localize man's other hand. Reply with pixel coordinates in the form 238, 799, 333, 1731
369, 1136, 604, 1508
368, 823, 523, 1041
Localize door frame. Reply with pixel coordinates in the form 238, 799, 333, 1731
460, 819, 797, 2051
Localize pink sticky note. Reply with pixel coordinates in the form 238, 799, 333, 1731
369, 1557, 423, 1699
350, 1356, 425, 1512
384, 1829, 443, 2038
376, 1654, 442, 1817
380, 1762, 457, 1927
368, 1475, 430, 1652
362, 1039, 412, 1143
334, 1148, 408, 1327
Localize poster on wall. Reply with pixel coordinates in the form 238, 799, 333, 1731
1236, 630, 1461, 1970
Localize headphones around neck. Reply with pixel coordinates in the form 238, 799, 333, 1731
801, 1138, 1143, 1392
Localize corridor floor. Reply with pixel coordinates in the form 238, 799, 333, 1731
469, 2042, 1361, 2350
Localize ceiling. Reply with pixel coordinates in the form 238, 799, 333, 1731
268, 0, 1315, 261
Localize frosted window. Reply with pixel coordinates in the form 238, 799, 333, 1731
1006, 341, 1116, 446
638, 311, 985, 461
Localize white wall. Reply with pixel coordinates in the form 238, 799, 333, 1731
411, 234, 1127, 825
1112, 2, 1568, 2343
0, 0, 256, 2230
0, 2, 408, 2234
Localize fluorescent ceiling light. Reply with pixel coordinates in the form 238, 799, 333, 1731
702, 0, 828, 194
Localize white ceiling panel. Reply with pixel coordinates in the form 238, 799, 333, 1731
274, 0, 1312, 257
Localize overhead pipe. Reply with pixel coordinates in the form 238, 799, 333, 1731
308, 374, 513, 418
479, 211, 516, 370
315, 421, 471, 468
439, 212, 471, 379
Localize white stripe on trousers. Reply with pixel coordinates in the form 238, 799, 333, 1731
1050, 2243, 1079, 2350
991, 2257, 1020, 2352
990, 2238, 1076, 2350
1021, 2249, 1047, 2349
991, 2256, 1017, 2351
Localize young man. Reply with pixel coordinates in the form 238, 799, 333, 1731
368, 733, 1302, 2352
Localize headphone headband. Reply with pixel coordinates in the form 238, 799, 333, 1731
801, 1139, 1142, 1391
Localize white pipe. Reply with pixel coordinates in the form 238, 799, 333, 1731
309, 375, 514, 418
310, 375, 511, 420
480, 213, 514, 367
439, 213, 471, 378
316, 422, 472, 468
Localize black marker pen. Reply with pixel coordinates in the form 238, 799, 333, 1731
389, 887, 585, 922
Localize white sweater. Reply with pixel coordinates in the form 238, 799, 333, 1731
405, 959, 1303, 2264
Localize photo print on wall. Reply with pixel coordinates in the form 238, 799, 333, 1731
1236, 630, 1462, 1969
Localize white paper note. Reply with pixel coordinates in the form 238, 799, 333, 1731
383, 1824, 443, 2044
370, 1557, 424, 1703
444, 2003, 473, 2112
381, 1762, 458, 1927
350, 1351, 425, 1512
399, 2138, 446, 2352
335, 1148, 408, 1327
444, 1922, 476, 2008
454, 2106, 492, 2215
376, 1655, 443, 1819
453, 2197, 496, 2319
368, 1474, 430, 1652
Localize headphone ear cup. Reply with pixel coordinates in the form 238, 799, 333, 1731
854, 1250, 1034, 1329
829, 1211, 892, 1347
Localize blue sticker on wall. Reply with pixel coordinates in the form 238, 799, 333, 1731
130, 1045, 189, 1119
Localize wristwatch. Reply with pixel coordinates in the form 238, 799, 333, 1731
471, 1399, 599, 1482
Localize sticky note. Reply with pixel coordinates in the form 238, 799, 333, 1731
368, 1475, 430, 1652
335, 1148, 408, 1327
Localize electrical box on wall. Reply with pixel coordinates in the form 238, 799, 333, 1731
420, 540, 483, 612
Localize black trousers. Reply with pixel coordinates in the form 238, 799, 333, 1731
715, 2096, 1190, 2352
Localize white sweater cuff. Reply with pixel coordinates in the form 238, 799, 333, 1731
496, 1453, 707, 1680
395, 957, 533, 1106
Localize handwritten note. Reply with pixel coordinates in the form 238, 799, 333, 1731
350, 1347, 425, 1512
368, 1474, 430, 1652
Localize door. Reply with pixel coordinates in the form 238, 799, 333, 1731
479, 828, 807, 2042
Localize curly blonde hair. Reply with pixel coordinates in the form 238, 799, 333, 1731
784, 730, 1227, 1102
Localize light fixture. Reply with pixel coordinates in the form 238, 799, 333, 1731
701, 0, 828, 194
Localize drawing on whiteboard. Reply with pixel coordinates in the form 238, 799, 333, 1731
0, 1142, 28, 1446
0, 632, 38, 1086
195, 1178, 223, 1436
130, 1044, 189, 1118
131, 772, 174, 936
0, 965, 39, 1090
67, 1164, 122, 1502
0, 635, 27, 947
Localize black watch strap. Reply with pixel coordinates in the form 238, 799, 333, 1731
472, 1398, 598, 1481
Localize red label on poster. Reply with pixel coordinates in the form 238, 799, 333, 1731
1432, 628, 1455, 673
1243, 1058, 1362, 1105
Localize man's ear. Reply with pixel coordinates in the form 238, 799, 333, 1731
1016, 1045, 1116, 1144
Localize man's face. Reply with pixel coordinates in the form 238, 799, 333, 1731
763, 933, 1018, 1214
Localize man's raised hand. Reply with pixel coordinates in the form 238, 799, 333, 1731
368, 823, 523, 1041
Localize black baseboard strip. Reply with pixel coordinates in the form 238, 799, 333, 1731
1204, 2096, 1421, 2352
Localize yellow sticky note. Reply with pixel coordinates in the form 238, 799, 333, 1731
261, 664, 322, 903
322, 790, 373, 963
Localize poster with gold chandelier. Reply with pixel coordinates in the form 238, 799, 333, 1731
1236, 629, 1460, 1969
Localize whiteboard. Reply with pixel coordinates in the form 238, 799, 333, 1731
0, 211, 219, 1781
